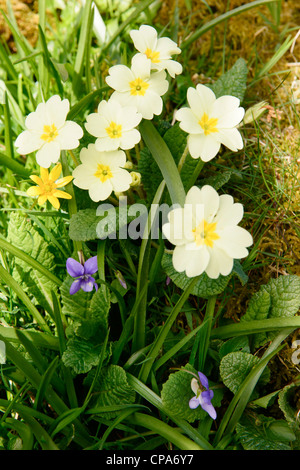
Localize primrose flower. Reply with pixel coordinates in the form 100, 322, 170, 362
15, 95, 83, 168
189, 372, 217, 420
72, 144, 132, 202
175, 84, 245, 162
105, 54, 169, 120
130, 24, 182, 78
85, 98, 142, 152
26, 163, 73, 209
66, 256, 98, 295
162, 185, 253, 279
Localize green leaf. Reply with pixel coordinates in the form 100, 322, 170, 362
161, 364, 223, 424
241, 275, 300, 347
4, 418, 34, 450
236, 416, 293, 451
210, 58, 248, 101
278, 384, 299, 425
84, 365, 136, 419
6, 212, 57, 313
68, 209, 101, 242
62, 337, 105, 375
219, 335, 250, 359
138, 148, 163, 203
0, 151, 30, 178
68, 207, 136, 241
249, 390, 280, 409
198, 170, 234, 191
139, 120, 186, 207
219, 351, 270, 395
162, 252, 247, 298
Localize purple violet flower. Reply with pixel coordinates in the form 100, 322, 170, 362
189, 371, 217, 420
66, 256, 98, 295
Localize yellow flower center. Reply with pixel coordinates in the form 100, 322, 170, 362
192, 220, 220, 248
199, 113, 218, 136
94, 164, 113, 183
41, 124, 58, 143
145, 48, 161, 63
105, 121, 122, 139
42, 181, 56, 194
129, 77, 149, 96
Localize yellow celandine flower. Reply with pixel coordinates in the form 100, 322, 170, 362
27, 163, 73, 209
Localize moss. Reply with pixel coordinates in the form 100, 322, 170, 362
0, 0, 39, 51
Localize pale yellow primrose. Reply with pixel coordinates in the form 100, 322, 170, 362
162, 185, 253, 279
105, 54, 169, 120
130, 24, 182, 78
85, 98, 142, 152
175, 84, 245, 162
15, 95, 83, 168
72, 144, 132, 202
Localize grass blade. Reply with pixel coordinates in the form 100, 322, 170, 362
17, 410, 59, 450
0, 237, 62, 286
4, 418, 34, 450
34, 356, 60, 411
73, 0, 93, 96
0, 264, 51, 333
0, 151, 30, 178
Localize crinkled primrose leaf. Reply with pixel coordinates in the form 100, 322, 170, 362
210, 58, 248, 102
162, 252, 248, 298
84, 365, 136, 419
241, 275, 300, 348
219, 351, 270, 396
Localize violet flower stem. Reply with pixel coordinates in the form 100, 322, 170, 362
198, 295, 217, 372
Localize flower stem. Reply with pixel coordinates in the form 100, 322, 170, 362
68, 149, 79, 167
132, 181, 166, 354
177, 144, 189, 173
97, 239, 107, 298
197, 295, 217, 371
186, 158, 205, 190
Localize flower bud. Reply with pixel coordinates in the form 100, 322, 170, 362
124, 160, 134, 169
130, 171, 142, 187
241, 101, 268, 126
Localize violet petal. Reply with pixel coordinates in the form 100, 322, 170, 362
84, 256, 98, 275
66, 257, 84, 278
80, 277, 96, 292
189, 396, 200, 409
69, 279, 82, 295
198, 371, 209, 390
201, 390, 214, 404
201, 401, 217, 420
